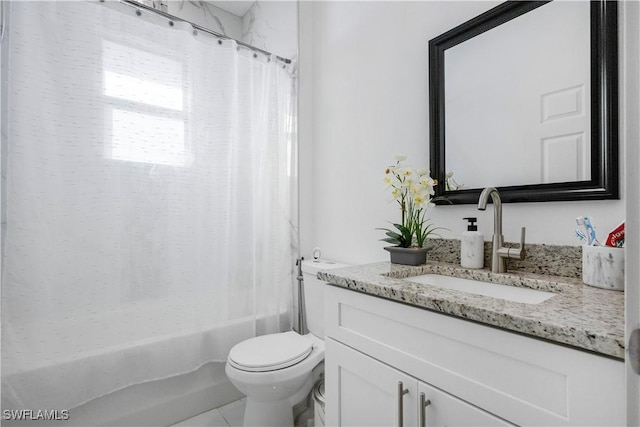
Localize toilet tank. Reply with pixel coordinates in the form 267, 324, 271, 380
301, 259, 350, 338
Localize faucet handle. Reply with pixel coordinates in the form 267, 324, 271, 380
496, 227, 526, 261
519, 227, 526, 254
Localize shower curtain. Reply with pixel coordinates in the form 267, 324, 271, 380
1, 1, 297, 411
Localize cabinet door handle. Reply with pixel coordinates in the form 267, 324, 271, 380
397, 381, 409, 427
419, 392, 432, 427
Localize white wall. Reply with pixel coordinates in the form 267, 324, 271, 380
167, 1, 244, 39
299, 1, 627, 265
169, 1, 297, 60
622, 0, 640, 423
243, 1, 298, 60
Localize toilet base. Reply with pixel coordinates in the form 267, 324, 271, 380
241, 375, 314, 427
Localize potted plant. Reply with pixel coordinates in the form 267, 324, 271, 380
378, 154, 444, 265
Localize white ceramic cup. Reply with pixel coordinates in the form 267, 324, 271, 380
582, 245, 625, 291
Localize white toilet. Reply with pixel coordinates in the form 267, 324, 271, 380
225, 259, 347, 427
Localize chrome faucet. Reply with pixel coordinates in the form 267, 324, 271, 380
477, 187, 526, 273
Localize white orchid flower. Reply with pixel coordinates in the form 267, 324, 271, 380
394, 153, 407, 162
420, 177, 437, 187
401, 178, 414, 190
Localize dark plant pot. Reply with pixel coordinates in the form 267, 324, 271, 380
384, 246, 430, 266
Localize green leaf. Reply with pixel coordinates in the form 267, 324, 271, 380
394, 223, 411, 235
377, 222, 413, 248
381, 237, 401, 244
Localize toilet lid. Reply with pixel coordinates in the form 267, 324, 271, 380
228, 331, 314, 372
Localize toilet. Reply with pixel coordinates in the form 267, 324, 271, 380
225, 259, 347, 427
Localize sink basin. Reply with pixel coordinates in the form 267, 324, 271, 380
404, 274, 555, 304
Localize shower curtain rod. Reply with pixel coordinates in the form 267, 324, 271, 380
108, 0, 292, 64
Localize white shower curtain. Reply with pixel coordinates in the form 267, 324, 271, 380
1, 1, 297, 411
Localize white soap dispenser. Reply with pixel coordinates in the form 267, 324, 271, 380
461, 217, 484, 269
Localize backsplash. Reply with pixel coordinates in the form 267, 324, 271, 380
425, 238, 581, 279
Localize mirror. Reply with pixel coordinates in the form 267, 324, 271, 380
429, 1, 618, 204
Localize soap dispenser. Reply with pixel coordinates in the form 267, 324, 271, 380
461, 217, 484, 269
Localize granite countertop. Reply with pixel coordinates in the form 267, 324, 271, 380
318, 261, 625, 359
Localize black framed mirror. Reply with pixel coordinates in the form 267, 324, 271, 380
429, 0, 618, 204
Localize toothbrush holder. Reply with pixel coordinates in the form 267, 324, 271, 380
582, 245, 625, 291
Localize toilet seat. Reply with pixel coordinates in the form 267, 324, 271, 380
227, 331, 314, 372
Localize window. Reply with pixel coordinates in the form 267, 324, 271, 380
103, 40, 188, 167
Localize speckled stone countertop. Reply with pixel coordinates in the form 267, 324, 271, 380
318, 261, 625, 360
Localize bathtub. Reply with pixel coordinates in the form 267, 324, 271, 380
3, 362, 242, 427
2, 296, 289, 426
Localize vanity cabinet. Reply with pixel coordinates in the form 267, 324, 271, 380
324, 286, 625, 426
327, 338, 512, 426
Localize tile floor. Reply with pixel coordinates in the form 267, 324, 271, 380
173, 399, 246, 427
171, 396, 317, 427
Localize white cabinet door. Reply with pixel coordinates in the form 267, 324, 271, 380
325, 338, 418, 427
418, 382, 514, 427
